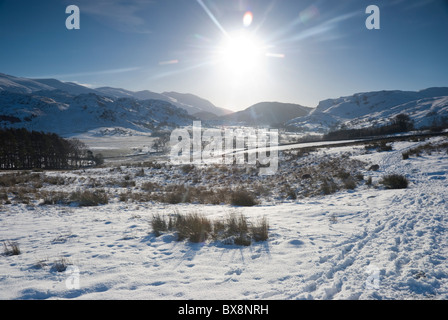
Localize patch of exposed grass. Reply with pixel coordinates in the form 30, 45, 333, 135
3, 241, 20, 256
69, 189, 109, 206
150, 211, 269, 246
379, 174, 409, 189
230, 189, 257, 207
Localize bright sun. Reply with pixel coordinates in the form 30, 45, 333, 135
217, 31, 265, 78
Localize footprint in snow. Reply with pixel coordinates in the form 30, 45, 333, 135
226, 268, 243, 276
288, 239, 304, 246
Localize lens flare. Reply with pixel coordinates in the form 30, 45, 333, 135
243, 11, 253, 27
299, 5, 319, 24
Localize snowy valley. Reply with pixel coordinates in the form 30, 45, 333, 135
1, 133, 447, 300
1, 72, 448, 301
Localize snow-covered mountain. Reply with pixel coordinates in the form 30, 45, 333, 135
219, 102, 312, 127
0, 73, 231, 119
162, 91, 233, 117
287, 88, 448, 133
94, 87, 233, 118
0, 89, 195, 136
0, 73, 55, 93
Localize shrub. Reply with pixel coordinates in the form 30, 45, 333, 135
0, 174, 17, 187
230, 189, 257, 207
281, 184, 297, 200
343, 178, 357, 190
0, 192, 8, 202
120, 179, 136, 188
163, 185, 190, 204
181, 164, 195, 174
43, 175, 66, 185
141, 181, 157, 192
379, 174, 409, 189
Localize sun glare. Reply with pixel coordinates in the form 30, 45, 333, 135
217, 31, 265, 78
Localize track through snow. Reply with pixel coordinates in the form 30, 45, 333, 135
0, 137, 447, 300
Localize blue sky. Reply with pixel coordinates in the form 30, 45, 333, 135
0, 0, 447, 111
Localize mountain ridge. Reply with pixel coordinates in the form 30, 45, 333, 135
0, 89, 196, 136
219, 101, 313, 126
1, 72, 447, 136
0, 73, 231, 119
287, 88, 448, 133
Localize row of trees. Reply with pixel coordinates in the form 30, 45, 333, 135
0, 128, 102, 170
323, 114, 415, 141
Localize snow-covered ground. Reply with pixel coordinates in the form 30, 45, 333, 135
0, 136, 447, 300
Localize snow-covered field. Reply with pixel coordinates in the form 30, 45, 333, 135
1, 136, 447, 300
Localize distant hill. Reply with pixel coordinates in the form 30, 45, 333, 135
162, 91, 233, 117
0, 73, 230, 119
286, 88, 448, 133
220, 102, 312, 127
0, 73, 55, 93
33, 78, 98, 95
0, 89, 196, 136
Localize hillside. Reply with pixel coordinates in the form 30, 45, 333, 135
0, 73, 229, 119
220, 102, 312, 127
0, 90, 195, 136
287, 88, 448, 133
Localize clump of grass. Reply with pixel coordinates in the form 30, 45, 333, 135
42, 175, 66, 185
343, 177, 357, 190
150, 211, 269, 246
3, 241, 20, 256
320, 179, 338, 195
141, 181, 158, 192
250, 216, 269, 242
69, 189, 109, 206
41, 191, 69, 205
135, 168, 145, 177
50, 257, 72, 272
225, 212, 251, 246
176, 212, 212, 243
379, 174, 409, 189
0, 192, 8, 203
230, 189, 257, 207
365, 141, 393, 152
151, 213, 169, 237
181, 164, 195, 174
163, 185, 190, 204
151, 212, 212, 242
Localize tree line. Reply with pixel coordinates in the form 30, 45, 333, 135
0, 128, 103, 170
